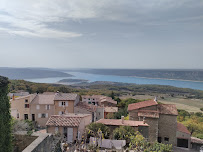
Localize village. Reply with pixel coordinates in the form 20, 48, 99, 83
9, 91, 203, 152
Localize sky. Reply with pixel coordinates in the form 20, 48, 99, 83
0, 0, 203, 69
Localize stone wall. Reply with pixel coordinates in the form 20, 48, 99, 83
14, 131, 54, 152
158, 114, 177, 146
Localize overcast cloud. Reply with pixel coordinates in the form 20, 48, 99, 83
0, 0, 203, 69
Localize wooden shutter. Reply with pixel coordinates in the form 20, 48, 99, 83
38, 113, 41, 118
66, 101, 68, 107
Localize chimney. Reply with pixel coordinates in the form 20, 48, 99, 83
121, 116, 124, 124
12, 94, 15, 100
154, 96, 157, 102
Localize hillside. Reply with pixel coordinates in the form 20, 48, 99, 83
68, 69, 203, 81
0, 68, 72, 79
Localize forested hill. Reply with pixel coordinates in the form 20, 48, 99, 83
72, 69, 203, 81
0, 68, 72, 79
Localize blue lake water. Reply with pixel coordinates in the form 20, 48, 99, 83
25, 72, 203, 91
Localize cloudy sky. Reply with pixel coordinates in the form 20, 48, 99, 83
0, 0, 203, 69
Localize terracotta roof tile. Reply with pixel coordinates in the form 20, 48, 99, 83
177, 122, 190, 134
104, 107, 118, 113
96, 119, 148, 127
32, 94, 55, 105
75, 102, 97, 112
191, 137, 203, 144
46, 114, 90, 127
158, 104, 178, 115
128, 100, 158, 111
54, 93, 78, 101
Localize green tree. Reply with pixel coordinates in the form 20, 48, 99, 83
0, 76, 12, 152
86, 123, 110, 139
113, 126, 135, 144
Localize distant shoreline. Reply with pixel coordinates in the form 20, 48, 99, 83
129, 76, 203, 83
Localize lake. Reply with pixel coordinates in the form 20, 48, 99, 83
25, 71, 203, 90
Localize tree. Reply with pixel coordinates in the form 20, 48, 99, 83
0, 76, 12, 152
113, 126, 135, 144
109, 91, 115, 99
86, 123, 110, 139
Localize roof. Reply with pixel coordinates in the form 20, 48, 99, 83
54, 93, 78, 101
158, 104, 178, 115
191, 137, 203, 144
96, 119, 148, 127
104, 107, 118, 113
177, 123, 190, 134
138, 110, 159, 118
31, 94, 55, 105
11, 94, 37, 102
82, 95, 103, 99
128, 100, 158, 111
46, 114, 91, 127
75, 102, 97, 112
100, 98, 117, 105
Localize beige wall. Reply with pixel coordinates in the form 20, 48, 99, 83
54, 100, 74, 115
30, 104, 54, 127
78, 115, 92, 138
10, 95, 35, 120
47, 126, 78, 141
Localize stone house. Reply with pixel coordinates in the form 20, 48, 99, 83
191, 137, 203, 151
128, 99, 192, 148
46, 114, 92, 143
96, 116, 149, 139
176, 122, 191, 148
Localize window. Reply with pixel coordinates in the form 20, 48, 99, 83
55, 127, 59, 133
25, 99, 28, 103
158, 137, 162, 143
93, 98, 95, 100
36, 105, 40, 110
24, 114, 28, 120
164, 137, 169, 142
17, 113, 20, 118
88, 102, 91, 104
62, 102, 66, 106
41, 113, 46, 118
46, 105, 50, 110
25, 104, 29, 108
88, 98, 90, 100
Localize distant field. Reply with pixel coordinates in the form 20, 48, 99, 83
159, 97, 203, 113
121, 95, 203, 113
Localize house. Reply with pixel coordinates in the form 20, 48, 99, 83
96, 116, 149, 139
46, 114, 92, 143
10, 94, 37, 120
128, 99, 193, 149
176, 122, 191, 148
54, 92, 80, 115
104, 107, 118, 118
82, 95, 117, 107
11, 92, 80, 128
74, 102, 97, 122
128, 99, 178, 146
191, 137, 203, 151
30, 94, 55, 127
